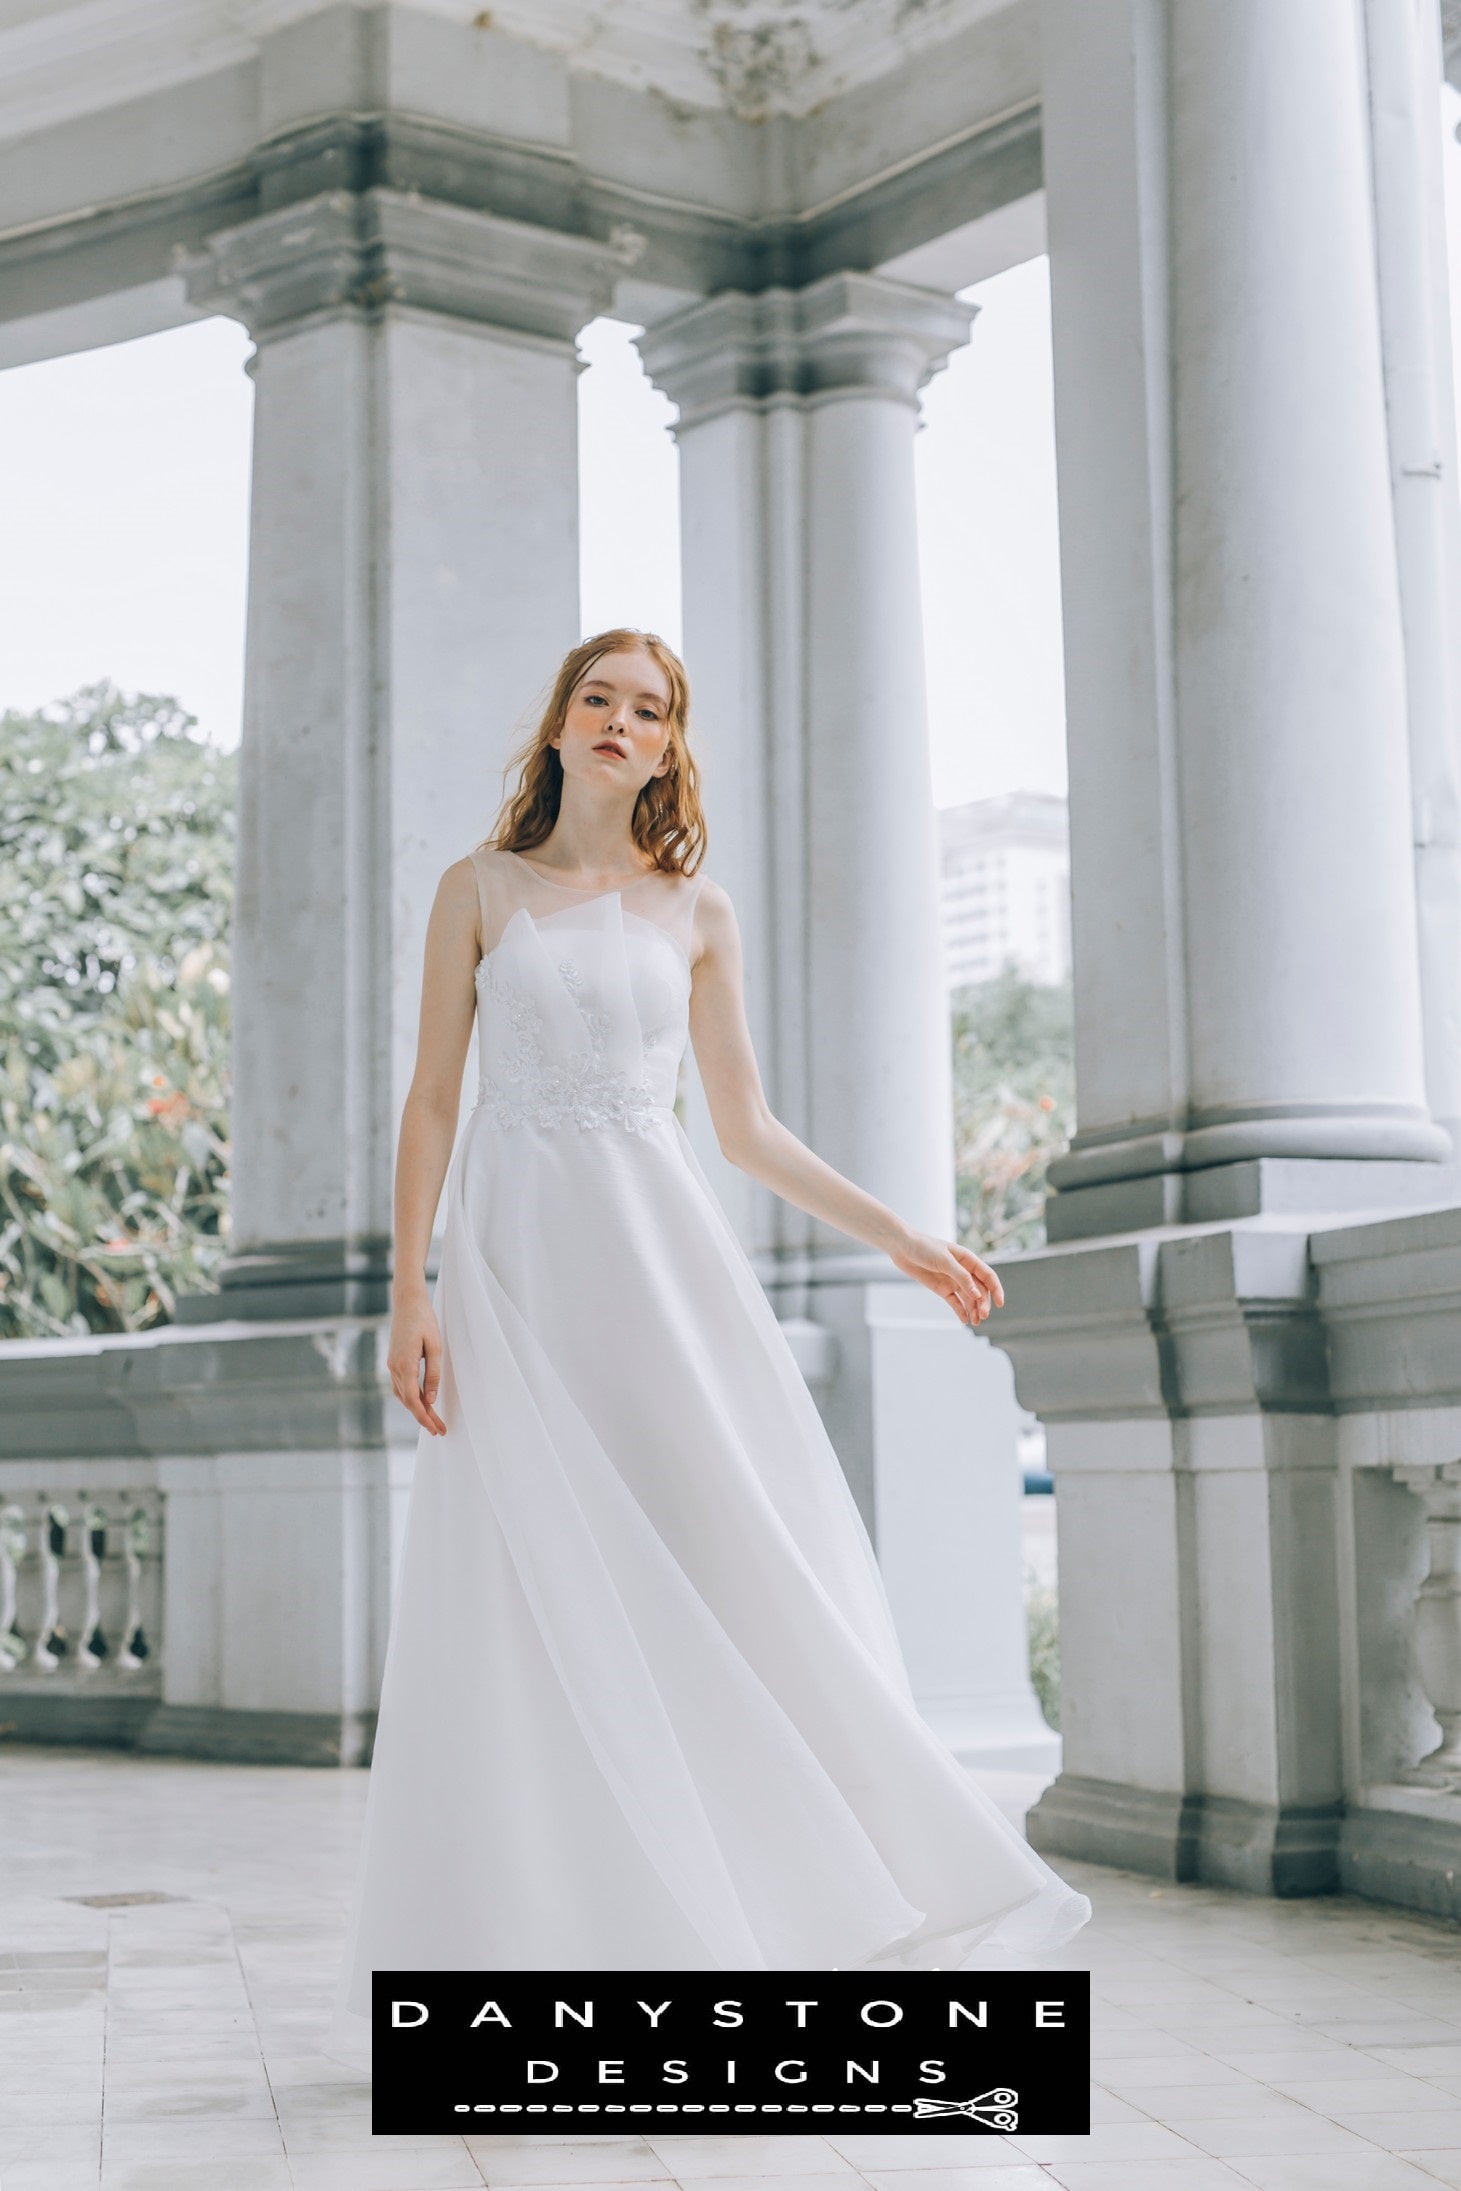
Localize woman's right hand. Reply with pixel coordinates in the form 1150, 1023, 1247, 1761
388, 1291, 447, 1436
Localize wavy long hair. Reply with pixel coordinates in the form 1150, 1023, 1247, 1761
482, 629, 707, 875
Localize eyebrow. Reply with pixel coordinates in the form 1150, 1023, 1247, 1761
579, 680, 668, 703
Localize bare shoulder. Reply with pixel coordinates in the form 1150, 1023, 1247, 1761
430, 853, 487, 951
437, 853, 482, 908
688, 874, 739, 971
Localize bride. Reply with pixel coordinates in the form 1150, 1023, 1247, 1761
327, 625, 1090, 2043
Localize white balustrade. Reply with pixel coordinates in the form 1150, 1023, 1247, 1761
0, 1492, 161, 1696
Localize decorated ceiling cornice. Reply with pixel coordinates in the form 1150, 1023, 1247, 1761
0, 0, 1015, 139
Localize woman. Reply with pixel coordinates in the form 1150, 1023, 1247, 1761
328, 627, 1090, 2042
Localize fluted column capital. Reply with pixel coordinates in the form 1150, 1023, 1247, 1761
636, 271, 977, 429
180, 187, 636, 349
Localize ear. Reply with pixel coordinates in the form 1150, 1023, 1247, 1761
652, 746, 673, 778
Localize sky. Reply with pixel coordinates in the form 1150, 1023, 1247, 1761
1, 86, 1459, 811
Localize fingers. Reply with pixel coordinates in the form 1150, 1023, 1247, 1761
953, 1242, 1005, 1310
421, 1335, 446, 1436
947, 1255, 997, 1326
389, 1341, 447, 1437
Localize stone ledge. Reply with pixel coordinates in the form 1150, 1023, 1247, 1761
137, 1703, 377, 1768
0, 1317, 395, 1460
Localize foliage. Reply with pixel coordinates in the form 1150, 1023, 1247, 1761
0, 685, 235, 1338
1025, 1571, 1061, 1731
951, 964, 1075, 1256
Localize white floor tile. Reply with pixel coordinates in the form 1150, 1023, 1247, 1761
1170, 2113, 1385, 2158
1394, 2154, 1461, 2187
853, 2174, 1051, 2191
99, 2165, 295, 2191
821, 2135, 1028, 2166
1011, 2123, 1201, 2162
469, 2139, 672, 2183
285, 2155, 486, 2191
1323, 2111, 1461, 2153
1222, 2157, 1444, 2190
646, 2137, 858, 2175
1042, 2161, 1251, 2189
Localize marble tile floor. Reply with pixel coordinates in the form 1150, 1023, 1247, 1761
1, 1745, 1460, 2191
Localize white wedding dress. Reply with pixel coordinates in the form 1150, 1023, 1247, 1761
326, 846, 1089, 2057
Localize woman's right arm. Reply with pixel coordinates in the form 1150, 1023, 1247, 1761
387, 857, 482, 1436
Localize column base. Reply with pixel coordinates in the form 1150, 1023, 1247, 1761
1047, 1153, 1461, 1242
1028, 1773, 1342, 1894
174, 1236, 396, 1322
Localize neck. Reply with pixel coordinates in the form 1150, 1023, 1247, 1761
535, 790, 648, 876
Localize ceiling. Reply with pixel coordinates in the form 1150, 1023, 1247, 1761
0, 0, 1019, 136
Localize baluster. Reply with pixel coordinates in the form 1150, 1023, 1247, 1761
79, 1500, 108, 1667
1395, 1461, 1461, 1789
118, 1506, 151, 1669
35, 1500, 68, 1669
0, 1503, 26, 1671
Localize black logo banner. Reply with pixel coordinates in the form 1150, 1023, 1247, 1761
371, 1971, 1091, 2136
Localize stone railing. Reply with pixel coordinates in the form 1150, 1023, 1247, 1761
991, 1201, 1461, 1925
0, 1317, 410, 1762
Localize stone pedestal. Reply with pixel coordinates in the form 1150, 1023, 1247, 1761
996, 1226, 1346, 1894
867, 1287, 1056, 1773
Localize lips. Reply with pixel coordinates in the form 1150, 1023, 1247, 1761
593, 741, 627, 758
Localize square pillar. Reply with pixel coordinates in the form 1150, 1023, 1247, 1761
181, 189, 626, 1315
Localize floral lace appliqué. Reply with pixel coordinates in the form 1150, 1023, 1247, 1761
477, 955, 658, 1135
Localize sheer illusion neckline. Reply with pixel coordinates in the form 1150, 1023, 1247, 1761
504, 848, 660, 893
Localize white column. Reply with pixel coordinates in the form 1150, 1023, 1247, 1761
639, 278, 1056, 1770
184, 191, 623, 1314
640, 275, 971, 1267
1039, 0, 1453, 1242
802, 358, 958, 1244
1363, 0, 1461, 1160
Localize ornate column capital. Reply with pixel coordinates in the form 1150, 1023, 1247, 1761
179, 187, 639, 348
636, 271, 977, 429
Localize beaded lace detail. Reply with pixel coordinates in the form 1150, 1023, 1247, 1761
476, 953, 660, 1135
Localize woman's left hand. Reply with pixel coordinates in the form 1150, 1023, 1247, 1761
888, 1231, 1005, 1327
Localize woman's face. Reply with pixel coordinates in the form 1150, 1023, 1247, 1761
553, 648, 674, 797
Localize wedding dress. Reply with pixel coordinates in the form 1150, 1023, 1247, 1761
325, 846, 1090, 2056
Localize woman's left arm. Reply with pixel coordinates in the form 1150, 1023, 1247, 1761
686, 879, 1004, 1329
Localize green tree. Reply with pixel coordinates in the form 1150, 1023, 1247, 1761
0, 685, 235, 1338
951, 962, 1075, 1256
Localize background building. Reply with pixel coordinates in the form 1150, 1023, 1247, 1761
939, 790, 1071, 990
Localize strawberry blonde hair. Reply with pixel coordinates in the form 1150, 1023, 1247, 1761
483, 628, 707, 875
